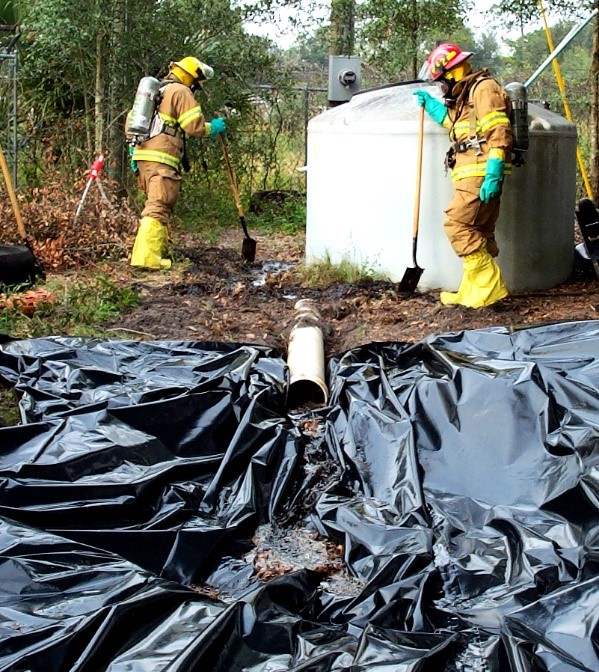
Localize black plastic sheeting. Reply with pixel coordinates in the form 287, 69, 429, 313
0, 323, 598, 670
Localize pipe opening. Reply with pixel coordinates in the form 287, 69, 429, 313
288, 377, 328, 409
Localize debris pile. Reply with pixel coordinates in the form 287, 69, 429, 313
0, 175, 137, 271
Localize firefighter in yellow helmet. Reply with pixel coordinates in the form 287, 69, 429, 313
413, 43, 512, 308
127, 56, 226, 270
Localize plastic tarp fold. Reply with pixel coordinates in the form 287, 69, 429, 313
0, 322, 597, 669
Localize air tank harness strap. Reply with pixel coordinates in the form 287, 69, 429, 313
156, 81, 182, 138
450, 135, 487, 156
451, 99, 486, 155
181, 133, 190, 172
445, 134, 487, 174
445, 76, 493, 174
157, 80, 188, 168
463, 99, 486, 156
445, 86, 487, 173
161, 124, 180, 138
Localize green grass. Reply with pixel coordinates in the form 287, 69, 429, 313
298, 253, 389, 288
174, 176, 306, 238
175, 186, 232, 240
0, 275, 141, 426
0, 385, 20, 427
249, 198, 306, 235
0, 275, 141, 340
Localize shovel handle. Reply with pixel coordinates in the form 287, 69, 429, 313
219, 135, 245, 219
0, 143, 27, 241
220, 135, 253, 241
412, 105, 425, 239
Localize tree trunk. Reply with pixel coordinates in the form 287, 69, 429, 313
107, 0, 127, 187
591, 7, 599, 203
329, 0, 354, 56
329, 0, 355, 108
83, 91, 93, 156
94, 29, 105, 155
410, 0, 419, 80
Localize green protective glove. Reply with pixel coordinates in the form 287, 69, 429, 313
413, 90, 447, 125
208, 117, 226, 138
479, 157, 504, 204
128, 145, 138, 174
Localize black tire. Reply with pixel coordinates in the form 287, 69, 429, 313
0, 245, 45, 288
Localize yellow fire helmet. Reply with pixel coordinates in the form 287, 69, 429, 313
170, 57, 215, 88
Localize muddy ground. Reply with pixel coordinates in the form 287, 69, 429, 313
102, 228, 599, 357
1, 177, 597, 358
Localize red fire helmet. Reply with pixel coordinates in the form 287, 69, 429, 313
426, 43, 473, 81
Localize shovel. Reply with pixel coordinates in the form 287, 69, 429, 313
0, 143, 45, 286
219, 135, 257, 263
399, 105, 425, 292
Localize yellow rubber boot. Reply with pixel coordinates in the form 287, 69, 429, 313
130, 216, 172, 270
440, 245, 508, 308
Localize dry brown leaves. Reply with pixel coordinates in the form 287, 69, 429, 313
247, 525, 345, 582
0, 173, 138, 271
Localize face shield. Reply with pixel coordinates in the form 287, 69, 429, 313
199, 63, 214, 81
191, 63, 214, 93
417, 57, 451, 98
417, 59, 432, 82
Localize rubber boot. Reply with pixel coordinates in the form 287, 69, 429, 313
440, 244, 508, 308
130, 216, 172, 270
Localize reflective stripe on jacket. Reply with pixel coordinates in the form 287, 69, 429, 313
446, 70, 513, 184
132, 78, 208, 169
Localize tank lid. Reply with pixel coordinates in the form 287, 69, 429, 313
309, 82, 577, 137
309, 81, 437, 128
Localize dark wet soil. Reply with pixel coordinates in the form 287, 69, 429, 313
105, 229, 599, 357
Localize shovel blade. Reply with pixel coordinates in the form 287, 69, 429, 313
398, 265, 424, 293
242, 236, 257, 263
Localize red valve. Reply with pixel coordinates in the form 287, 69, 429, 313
89, 154, 105, 179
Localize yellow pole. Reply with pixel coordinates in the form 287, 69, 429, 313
538, 0, 592, 198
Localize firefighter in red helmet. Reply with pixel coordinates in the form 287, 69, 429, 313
414, 43, 513, 309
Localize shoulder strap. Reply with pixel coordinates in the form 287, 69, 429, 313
467, 75, 493, 104
154, 81, 181, 129
467, 76, 492, 137
156, 80, 171, 102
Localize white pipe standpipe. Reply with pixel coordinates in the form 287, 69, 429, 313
287, 299, 329, 407
524, 9, 598, 89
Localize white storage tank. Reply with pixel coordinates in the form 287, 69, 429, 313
305, 82, 577, 292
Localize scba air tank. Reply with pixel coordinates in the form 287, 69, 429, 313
504, 82, 529, 163
127, 76, 162, 137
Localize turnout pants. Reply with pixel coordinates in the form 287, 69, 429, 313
440, 176, 508, 308
136, 161, 182, 223
443, 176, 501, 258
130, 161, 181, 269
